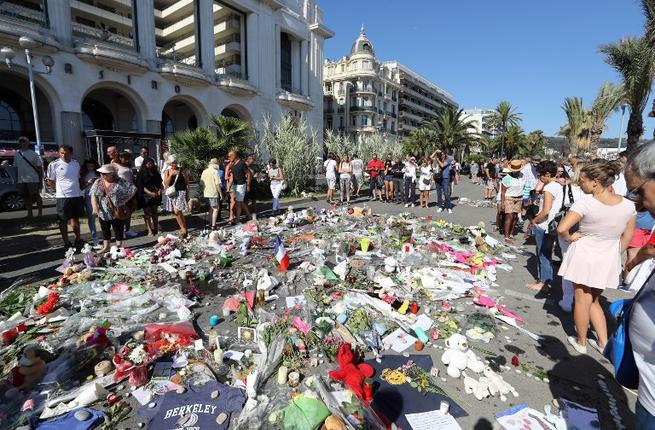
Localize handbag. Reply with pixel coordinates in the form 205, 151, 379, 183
281, 179, 288, 191
103, 182, 131, 221
422, 178, 430, 185
547, 184, 574, 236
165, 170, 180, 197
604, 267, 655, 389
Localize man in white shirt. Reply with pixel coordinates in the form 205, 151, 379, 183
134, 146, 149, 172
46, 145, 84, 248
323, 154, 337, 203
612, 151, 628, 196
13, 136, 43, 218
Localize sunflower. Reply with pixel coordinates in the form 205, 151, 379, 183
381, 369, 406, 385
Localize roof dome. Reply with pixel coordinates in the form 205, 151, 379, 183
350, 24, 375, 57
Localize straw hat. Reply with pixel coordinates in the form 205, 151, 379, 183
209, 158, 219, 166
508, 159, 523, 172
97, 164, 117, 174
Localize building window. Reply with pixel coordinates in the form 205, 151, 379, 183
351, 115, 356, 126
327, 118, 333, 129
280, 32, 292, 91
0, 100, 21, 136
340, 64, 345, 72
339, 116, 344, 127
360, 115, 367, 127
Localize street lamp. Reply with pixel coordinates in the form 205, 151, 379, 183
0, 37, 55, 156
616, 102, 629, 156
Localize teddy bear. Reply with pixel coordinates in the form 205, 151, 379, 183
462, 371, 491, 401
328, 343, 375, 401
2, 345, 47, 394
482, 366, 518, 402
441, 333, 485, 378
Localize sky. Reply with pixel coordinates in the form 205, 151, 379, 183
320, 0, 649, 139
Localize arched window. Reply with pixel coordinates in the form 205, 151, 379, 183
0, 100, 21, 135
161, 112, 174, 138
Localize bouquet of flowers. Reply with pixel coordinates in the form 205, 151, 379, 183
112, 342, 156, 387
36, 292, 60, 316
321, 335, 344, 362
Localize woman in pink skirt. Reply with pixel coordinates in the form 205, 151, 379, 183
557, 161, 636, 354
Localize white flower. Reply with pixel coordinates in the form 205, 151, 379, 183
127, 344, 148, 364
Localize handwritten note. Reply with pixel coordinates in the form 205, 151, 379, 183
405, 411, 462, 430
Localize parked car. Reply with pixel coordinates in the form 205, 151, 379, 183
0, 165, 25, 211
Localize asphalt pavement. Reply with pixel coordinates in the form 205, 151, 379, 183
0, 179, 636, 428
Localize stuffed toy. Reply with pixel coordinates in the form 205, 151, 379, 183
321, 415, 346, 430
441, 333, 485, 378
482, 366, 518, 402
462, 371, 491, 401
4, 345, 47, 392
328, 343, 374, 401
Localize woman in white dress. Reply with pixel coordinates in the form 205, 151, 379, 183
417, 158, 432, 208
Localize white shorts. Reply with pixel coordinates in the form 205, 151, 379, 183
326, 177, 336, 190
234, 184, 246, 202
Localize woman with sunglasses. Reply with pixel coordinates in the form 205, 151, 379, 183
557, 161, 636, 355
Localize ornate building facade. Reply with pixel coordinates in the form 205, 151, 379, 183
0, 0, 333, 161
323, 26, 456, 140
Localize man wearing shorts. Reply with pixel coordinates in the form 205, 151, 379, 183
47, 145, 84, 249
367, 153, 384, 201
350, 154, 364, 197
13, 136, 43, 218
226, 150, 250, 224
324, 154, 337, 203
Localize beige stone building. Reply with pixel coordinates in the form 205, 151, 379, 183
323, 26, 456, 140
0, 0, 333, 161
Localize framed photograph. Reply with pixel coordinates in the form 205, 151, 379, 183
237, 327, 257, 343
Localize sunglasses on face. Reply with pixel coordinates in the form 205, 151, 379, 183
626, 178, 651, 203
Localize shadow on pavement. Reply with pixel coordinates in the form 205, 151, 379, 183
538, 335, 634, 429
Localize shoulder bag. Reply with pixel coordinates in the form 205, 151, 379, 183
165, 170, 180, 198
547, 184, 574, 236
18, 151, 43, 185
604, 267, 655, 389
103, 181, 131, 221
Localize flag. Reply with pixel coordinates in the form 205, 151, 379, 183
274, 236, 290, 272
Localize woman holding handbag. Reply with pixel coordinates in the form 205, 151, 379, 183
136, 158, 162, 236
163, 155, 190, 237
557, 161, 636, 355
417, 158, 432, 208
90, 164, 136, 253
554, 163, 584, 313
268, 159, 285, 216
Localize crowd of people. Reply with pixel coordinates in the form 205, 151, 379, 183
323, 151, 462, 213
13, 138, 283, 253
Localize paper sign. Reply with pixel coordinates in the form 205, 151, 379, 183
411, 314, 433, 332
194, 339, 204, 351
405, 411, 462, 430
224, 350, 244, 361
382, 328, 417, 353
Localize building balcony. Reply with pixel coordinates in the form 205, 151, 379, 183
215, 40, 241, 58
401, 97, 440, 118
73, 23, 147, 73
216, 73, 257, 97
337, 107, 345, 113
71, 1, 133, 29
158, 61, 209, 86
0, 1, 48, 28
277, 88, 313, 112
350, 106, 377, 113
349, 86, 375, 94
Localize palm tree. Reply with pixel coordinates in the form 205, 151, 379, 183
522, 130, 548, 158
502, 125, 526, 159
643, 0, 655, 49
588, 82, 624, 156
402, 128, 437, 157
560, 97, 590, 155
599, 37, 655, 149
210, 115, 255, 155
487, 101, 521, 157
422, 107, 479, 157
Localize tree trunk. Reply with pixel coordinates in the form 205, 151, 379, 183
588, 126, 603, 158
626, 110, 644, 150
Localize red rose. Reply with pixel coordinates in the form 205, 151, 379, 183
511, 355, 519, 367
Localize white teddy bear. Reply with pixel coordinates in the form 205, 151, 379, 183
483, 366, 518, 402
441, 333, 485, 378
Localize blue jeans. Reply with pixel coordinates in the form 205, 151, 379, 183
636, 400, 655, 428
83, 194, 98, 243
532, 226, 554, 284
436, 179, 451, 209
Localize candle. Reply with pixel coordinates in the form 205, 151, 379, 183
277, 366, 289, 385
288, 371, 300, 388
213, 347, 223, 365
439, 400, 449, 415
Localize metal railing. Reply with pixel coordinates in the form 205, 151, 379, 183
72, 22, 135, 50
157, 44, 199, 67
281, 84, 304, 95
0, 0, 48, 27
350, 106, 376, 112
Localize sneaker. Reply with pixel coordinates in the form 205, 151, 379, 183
567, 336, 587, 354
125, 229, 138, 238
558, 300, 572, 313
437, 208, 443, 213
448, 209, 453, 214
404, 203, 410, 208
92, 244, 104, 251
587, 339, 605, 354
